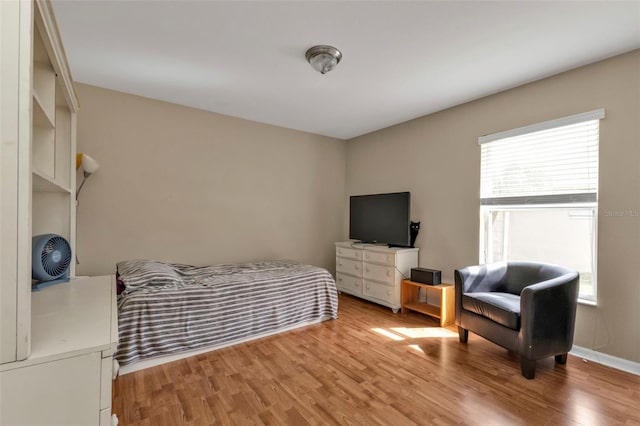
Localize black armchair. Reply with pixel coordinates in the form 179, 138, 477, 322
455, 261, 579, 379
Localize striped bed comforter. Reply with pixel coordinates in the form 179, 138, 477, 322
115, 260, 339, 366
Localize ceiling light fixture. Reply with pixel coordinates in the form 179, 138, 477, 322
305, 45, 342, 75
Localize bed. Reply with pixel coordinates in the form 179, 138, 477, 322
115, 259, 339, 370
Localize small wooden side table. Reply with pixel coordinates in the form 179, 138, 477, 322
401, 279, 455, 327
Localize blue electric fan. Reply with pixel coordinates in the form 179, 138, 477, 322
32, 234, 72, 291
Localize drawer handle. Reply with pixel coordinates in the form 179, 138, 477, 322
365, 254, 370, 259
386, 290, 391, 296
338, 277, 343, 282
355, 282, 360, 287
355, 265, 360, 270
386, 270, 392, 277
338, 261, 343, 266
365, 267, 370, 273
387, 256, 392, 263
338, 249, 343, 254
366, 284, 370, 289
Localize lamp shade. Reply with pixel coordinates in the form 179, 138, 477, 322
76, 153, 99, 174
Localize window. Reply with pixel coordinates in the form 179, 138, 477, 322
479, 109, 604, 303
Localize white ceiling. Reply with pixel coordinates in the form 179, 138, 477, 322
52, 1, 640, 140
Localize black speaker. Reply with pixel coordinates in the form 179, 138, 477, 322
410, 267, 441, 285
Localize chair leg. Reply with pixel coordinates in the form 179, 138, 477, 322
521, 358, 536, 379
555, 353, 568, 364
458, 327, 468, 343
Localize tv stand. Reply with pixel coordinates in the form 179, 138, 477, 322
335, 242, 418, 312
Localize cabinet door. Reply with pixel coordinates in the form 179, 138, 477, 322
0, 353, 101, 426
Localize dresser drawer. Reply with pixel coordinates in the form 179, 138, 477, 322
336, 273, 363, 295
336, 257, 363, 277
363, 262, 395, 284
363, 280, 395, 304
336, 246, 362, 260
363, 250, 396, 266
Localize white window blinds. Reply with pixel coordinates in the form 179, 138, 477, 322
479, 109, 604, 205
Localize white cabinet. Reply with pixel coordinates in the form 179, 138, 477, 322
1, 353, 102, 426
335, 242, 418, 312
0, 3, 112, 423
0, 276, 119, 426
1, 0, 79, 365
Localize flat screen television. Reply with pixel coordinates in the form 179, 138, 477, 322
349, 191, 410, 247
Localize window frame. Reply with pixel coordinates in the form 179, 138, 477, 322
478, 110, 604, 304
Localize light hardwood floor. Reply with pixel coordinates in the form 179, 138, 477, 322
113, 294, 639, 425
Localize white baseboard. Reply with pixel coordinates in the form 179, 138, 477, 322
570, 345, 640, 376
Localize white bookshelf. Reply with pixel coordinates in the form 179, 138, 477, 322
1, 0, 79, 365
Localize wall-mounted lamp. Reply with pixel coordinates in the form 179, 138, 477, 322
76, 152, 99, 200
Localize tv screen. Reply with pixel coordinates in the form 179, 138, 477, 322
349, 192, 410, 247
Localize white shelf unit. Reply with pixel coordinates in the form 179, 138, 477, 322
32, 25, 57, 180
30, 12, 77, 277
1, 0, 81, 358
2, 0, 81, 388
0, 2, 114, 420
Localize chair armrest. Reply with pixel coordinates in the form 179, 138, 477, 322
519, 272, 580, 359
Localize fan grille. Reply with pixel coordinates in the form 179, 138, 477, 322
41, 236, 72, 277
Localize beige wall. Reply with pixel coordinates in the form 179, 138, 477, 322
76, 50, 639, 363
75, 84, 346, 275
346, 50, 640, 363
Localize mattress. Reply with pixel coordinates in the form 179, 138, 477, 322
115, 260, 339, 365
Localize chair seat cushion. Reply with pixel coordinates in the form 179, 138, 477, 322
462, 292, 521, 330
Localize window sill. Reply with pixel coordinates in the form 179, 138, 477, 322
578, 298, 597, 306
